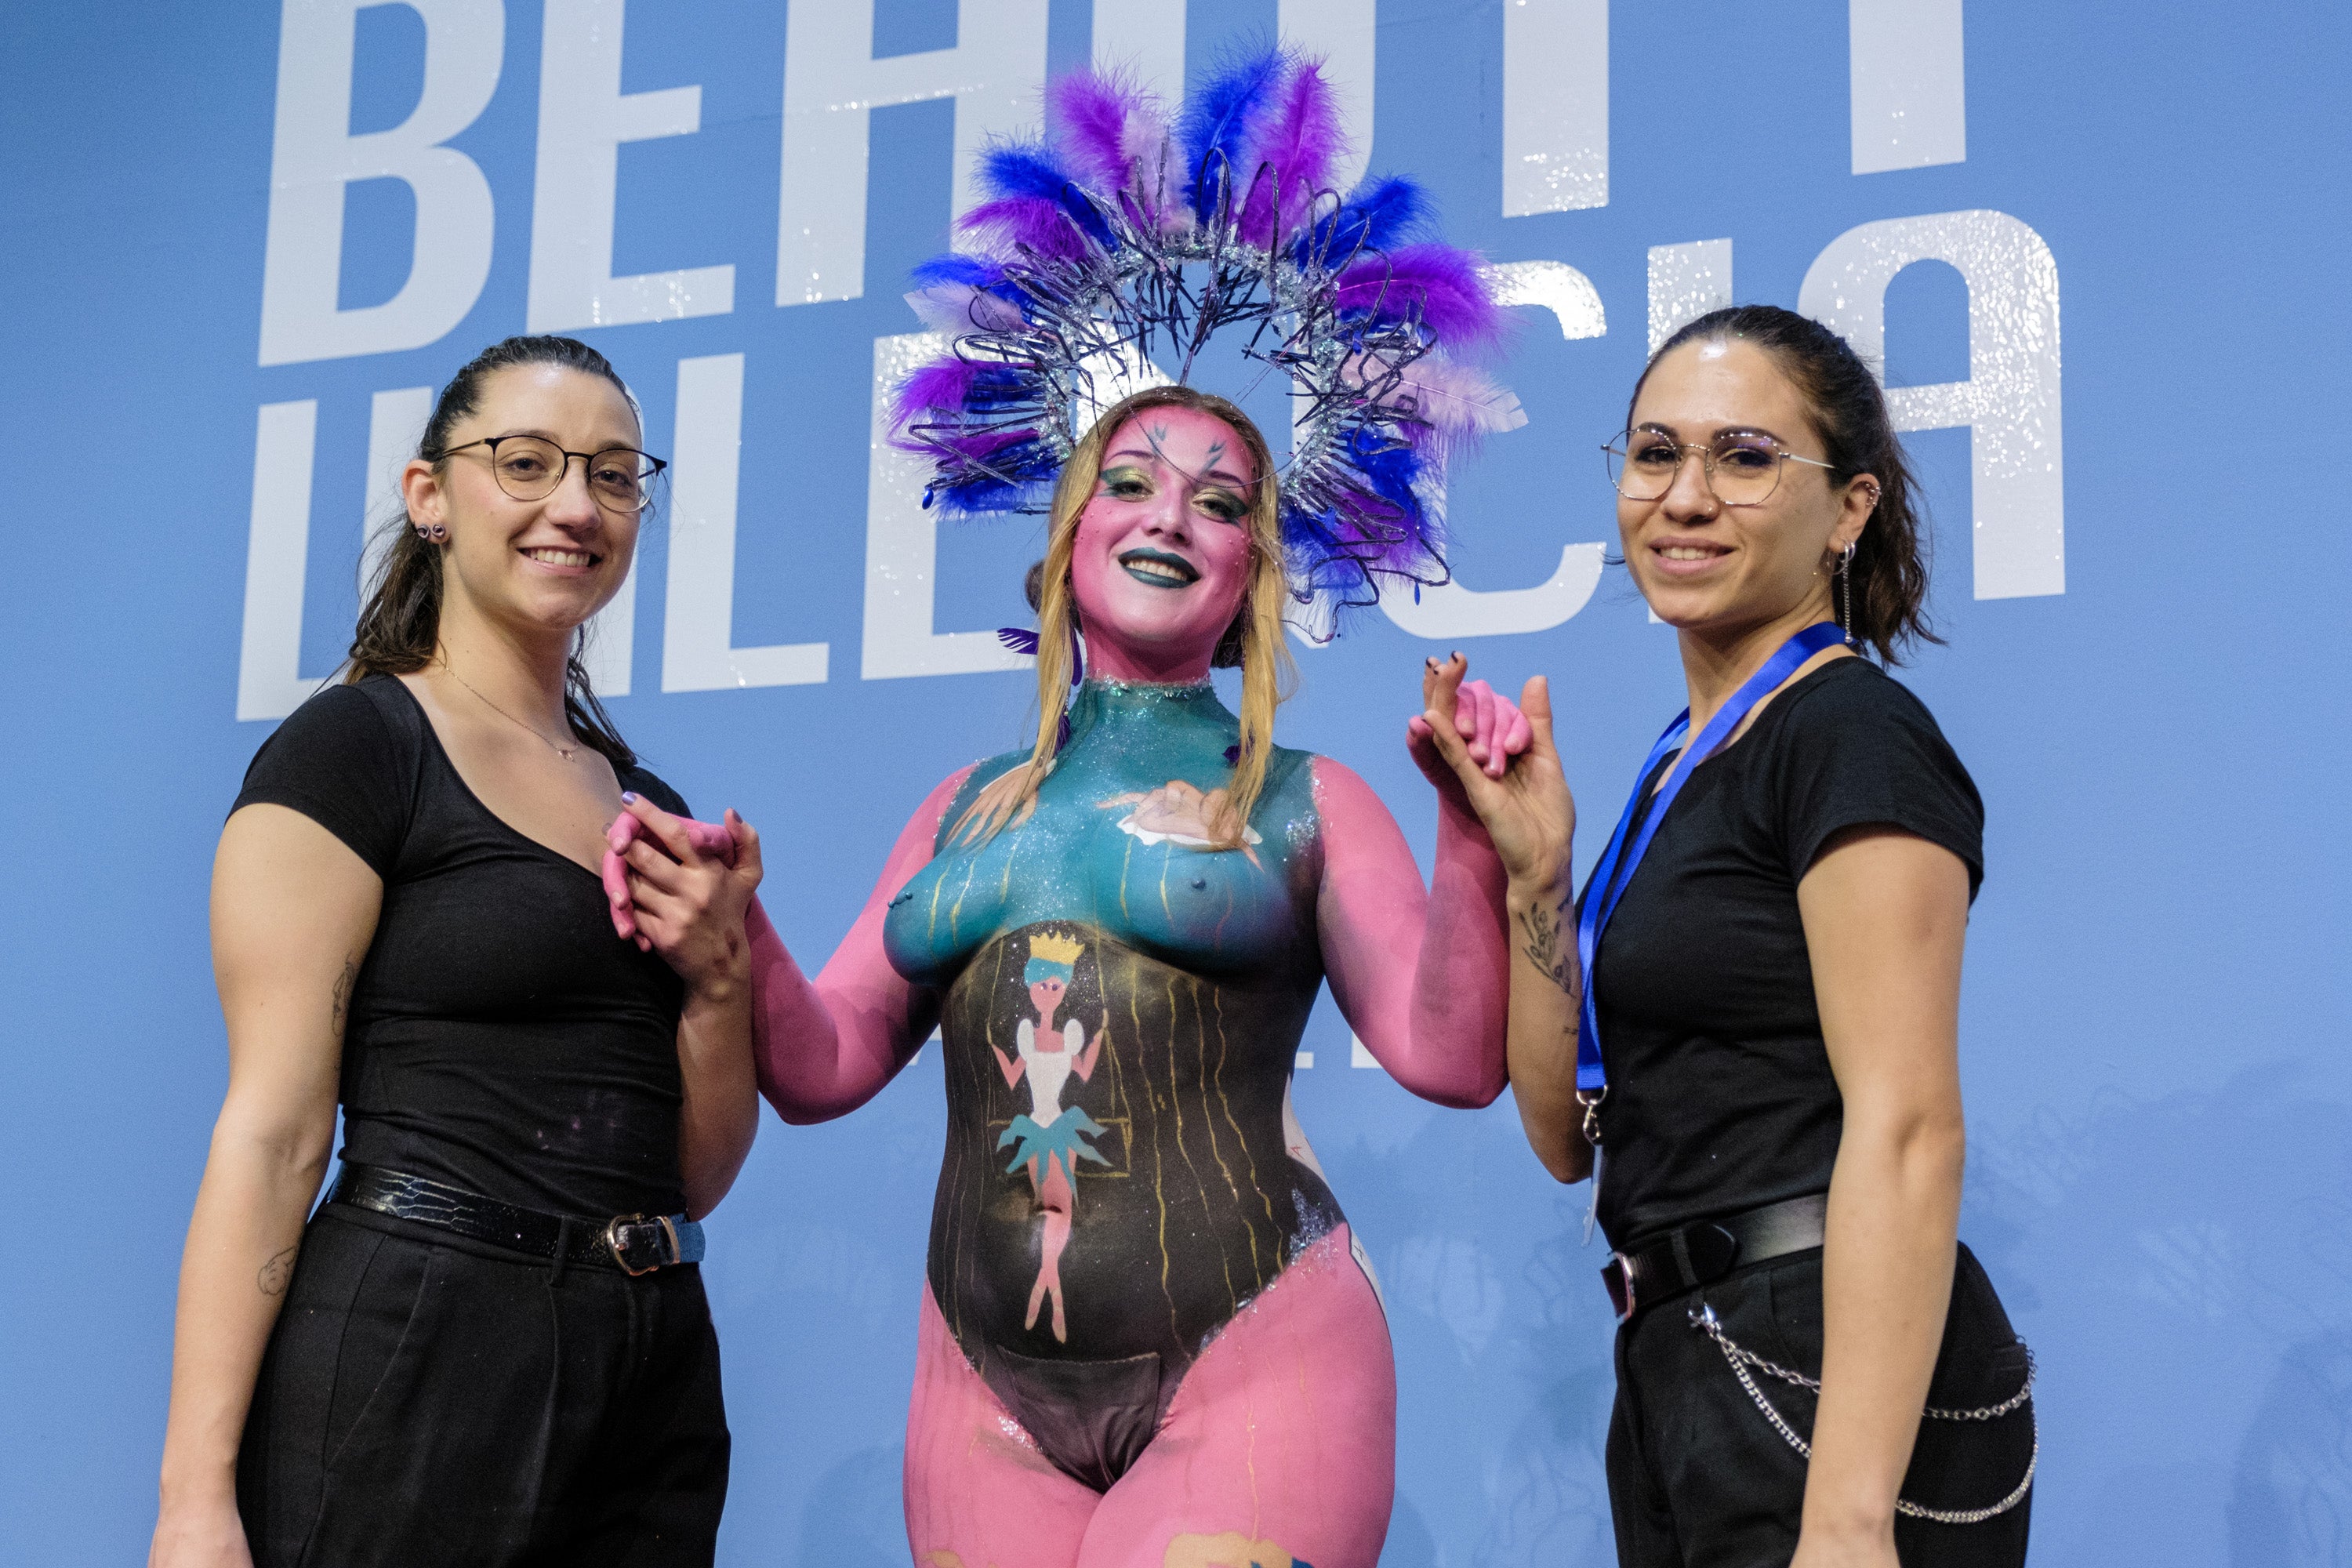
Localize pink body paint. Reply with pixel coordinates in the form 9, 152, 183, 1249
904, 1226, 1396, 1568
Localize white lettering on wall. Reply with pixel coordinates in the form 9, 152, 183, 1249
777, 0, 1050, 307
1799, 209, 2062, 599
257, 0, 501, 367
1647, 239, 1733, 354
662, 354, 829, 690
1377, 261, 1608, 640
1849, 0, 1965, 174
862, 333, 1032, 680
239, 389, 430, 720
1093, 0, 1185, 103
1502, 0, 1608, 216
1278, 0, 1374, 196
238, 402, 326, 720
527, 0, 733, 332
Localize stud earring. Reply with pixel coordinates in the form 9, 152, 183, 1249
415, 522, 448, 543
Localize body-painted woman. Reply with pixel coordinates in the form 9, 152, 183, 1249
610, 391, 1549, 1568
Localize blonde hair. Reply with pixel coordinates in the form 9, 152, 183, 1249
953, 387, 1296, 849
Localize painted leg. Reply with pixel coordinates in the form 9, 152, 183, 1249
905, 1284, 1098, 1568
1074, 1226, 1397, 1568
1027, 1157, 1076, 1342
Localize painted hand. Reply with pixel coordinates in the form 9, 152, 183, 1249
1097, 779, 1251, 851
1406, 653, 1533, 785
602, 809, 739, 946
1410, 656, 1574, 893
605, 796, 763, 993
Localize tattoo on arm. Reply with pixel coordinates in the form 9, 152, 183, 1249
1515, 902, 1579, 1000
257, 1244, 298, 1298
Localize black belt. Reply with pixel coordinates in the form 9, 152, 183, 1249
1602, 1192, 1828, 1322
328, 1163, 706, 1276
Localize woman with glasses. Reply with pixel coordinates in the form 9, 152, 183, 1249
150, 336, 760, 1568
1484, 306, 2035, 1566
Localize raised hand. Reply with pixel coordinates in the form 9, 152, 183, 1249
1407, 654, 1573, 895
606, 795, 764, 991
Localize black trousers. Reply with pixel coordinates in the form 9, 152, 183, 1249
238, 1204, 729, 1567
1606, 1242, 2032, 1567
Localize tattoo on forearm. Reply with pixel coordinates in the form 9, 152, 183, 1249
258, 1244, 298, 1297
1516, 902, 1579, 1000
330, 956, 358, 1036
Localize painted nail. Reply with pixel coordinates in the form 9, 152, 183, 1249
621, 791, 638, 803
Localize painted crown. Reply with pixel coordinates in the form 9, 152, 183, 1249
1028, 931, 1086, 967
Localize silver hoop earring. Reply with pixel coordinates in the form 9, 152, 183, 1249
1836, 543, 1858, 648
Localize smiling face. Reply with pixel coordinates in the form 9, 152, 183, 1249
1618, 337, 1875, 641
404, 363, 644, 650
1067, 406, 1260, 683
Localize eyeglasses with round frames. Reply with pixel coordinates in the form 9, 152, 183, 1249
434, 434, 669, 515
1603, 429, 1835, 507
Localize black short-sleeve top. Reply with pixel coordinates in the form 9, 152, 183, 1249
1584, 658, 1983, 1250
232, 674, 693, 1219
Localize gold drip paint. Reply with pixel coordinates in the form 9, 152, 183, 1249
1209, 987, 1271, 1290
1163, 971, 1233, 1319
1157, 843, 1174, 927
1118, 833, 1135, 925
1133, 949, 1180, 1341
945, 847, 982, 947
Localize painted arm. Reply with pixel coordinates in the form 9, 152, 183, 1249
151, 807, 380, 1568
1315, 663, 1527, 1109
1790, 826, 1972, 1568
604, 768, 973, 1125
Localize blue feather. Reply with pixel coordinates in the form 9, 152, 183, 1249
1178, 47, 1285, 222
978, 143, 1117, 251
1298, 176, 1430, 265
909, 255, 1006, 290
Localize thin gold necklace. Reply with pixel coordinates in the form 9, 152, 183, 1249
439, 659, 581, 761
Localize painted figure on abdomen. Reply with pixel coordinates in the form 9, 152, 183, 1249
994, 931, 1107, 1342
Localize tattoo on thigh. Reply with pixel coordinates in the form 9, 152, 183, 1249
1515, 903, 1578, 1000
258, 1244, 298, 1297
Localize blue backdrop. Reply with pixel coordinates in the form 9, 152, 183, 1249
5, 2, 2349, 1563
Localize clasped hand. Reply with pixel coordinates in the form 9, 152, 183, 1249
601, 796, 763, 993
1408, 653, 1575, 893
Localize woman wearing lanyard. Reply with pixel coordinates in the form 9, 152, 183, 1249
150, 336, 760, 1568
1482, 305, 2036, 1566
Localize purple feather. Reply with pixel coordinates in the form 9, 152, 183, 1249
1050, 71, 1143, 197
1236, 56, 1345, 247
957, 195, 1092, 263
996, 626, 1042, 655
891, 358, 980, 427
1334, 244, 1507, 350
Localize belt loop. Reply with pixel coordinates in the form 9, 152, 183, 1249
550, 1218, 575, 1285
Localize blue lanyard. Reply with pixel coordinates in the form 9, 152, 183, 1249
1573, 622, 1847, 1102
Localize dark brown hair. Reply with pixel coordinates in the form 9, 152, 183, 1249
1639, 305, 1939, 664
345, 335, 641, 768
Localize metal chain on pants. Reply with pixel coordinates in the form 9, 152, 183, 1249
1687, 1303, 2038, 1526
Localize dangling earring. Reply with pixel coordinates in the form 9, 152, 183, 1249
1836, 543, 1858, 647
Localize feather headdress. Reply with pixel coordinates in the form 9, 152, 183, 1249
889, 47, 1525, 619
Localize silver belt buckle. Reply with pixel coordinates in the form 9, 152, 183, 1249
1605, 1251, 1638, 1321
604, 1214, 679, 1276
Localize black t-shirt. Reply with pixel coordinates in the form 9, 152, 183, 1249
233, 674, 694, 1218
1584, 658, 1983, 1250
